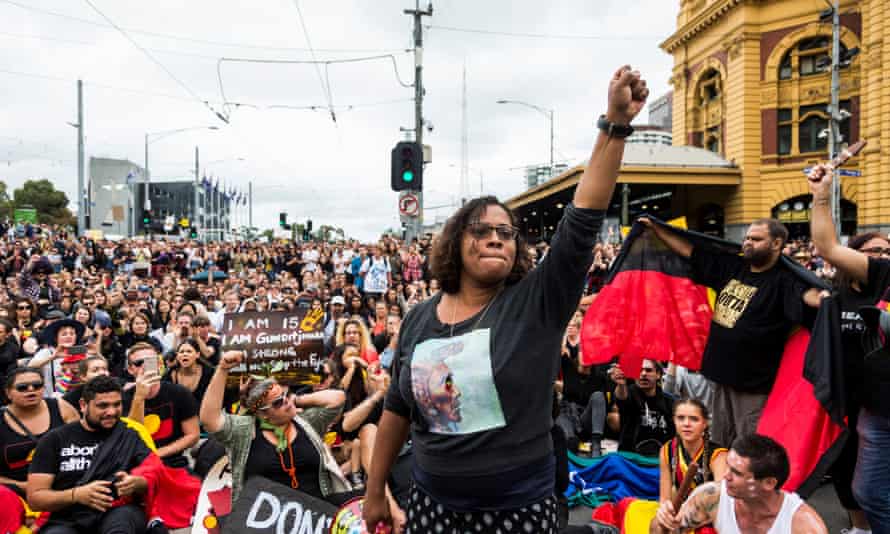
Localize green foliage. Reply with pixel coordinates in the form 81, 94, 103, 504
10, 179, 75, 226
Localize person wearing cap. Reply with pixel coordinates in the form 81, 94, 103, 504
28, 317, 87, 396
17, 255, 59, 304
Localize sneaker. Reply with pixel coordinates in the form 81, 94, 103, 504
349, 470, 365, 489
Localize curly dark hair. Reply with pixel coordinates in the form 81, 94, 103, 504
428, 196, 533, 294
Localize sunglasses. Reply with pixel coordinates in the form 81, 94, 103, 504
129, 358, 146, 367
861, 247, 890, 256
466, 222, 519, 241
259, 393, 287, 412
17, 306, 31, 311
14, 381, 44, 393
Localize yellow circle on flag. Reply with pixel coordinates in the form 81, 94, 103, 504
203, 515, 218, 529
144, 414, 161, 434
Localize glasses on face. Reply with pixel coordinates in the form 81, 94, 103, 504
129, 358, 146, 368
17, 306, 30, 311
466, 222, 519, 241
14, 381, 44, 393
259, 393, 287, 412
861, 247, 890, 256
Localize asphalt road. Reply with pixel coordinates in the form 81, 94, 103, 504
568, 480, 849, 531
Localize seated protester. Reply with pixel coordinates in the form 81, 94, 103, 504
123, 342, 200, 469
0, 317, 22, 404
63, 355, 112, 414
94, 311, 125, 379
118, 313, 163, 357
28, 317, 87, 395
658, 434, 828, 534
335, 318, 379, 365
377, 314, 401, 372
191, 314, 221, 366
653, 398, 727, 532
609, 359, 675, 457
27, 375, 154, 534
162, 339, 213, 406
159, 311, 194, 361
329, 344, 389, 487
0, 368, 79, 499
555, 313, 609, 456
199, 350, 403, 520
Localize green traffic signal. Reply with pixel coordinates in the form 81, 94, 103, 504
402, 170, 414, 182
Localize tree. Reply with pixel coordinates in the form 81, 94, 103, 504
12, 179, 75, 226
0, 181, 12, 220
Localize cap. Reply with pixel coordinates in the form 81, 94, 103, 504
331, 296, 346, 306
93, 310, 112, 329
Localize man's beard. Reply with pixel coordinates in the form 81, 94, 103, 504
83, 410, 116, 436
744, 247, 773, 268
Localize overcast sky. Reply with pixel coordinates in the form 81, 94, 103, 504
0, 0, 679, 241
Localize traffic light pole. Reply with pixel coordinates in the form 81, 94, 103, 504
828, 0, 841, 238
404, 1, 432, 243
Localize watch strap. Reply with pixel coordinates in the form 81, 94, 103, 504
597, 115, 634, 139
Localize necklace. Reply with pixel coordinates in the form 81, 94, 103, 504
276, 423, 299, 489
449, 287, 503, 338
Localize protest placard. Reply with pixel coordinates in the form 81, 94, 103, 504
220, 309, 325, 386
222, 476, 338, 534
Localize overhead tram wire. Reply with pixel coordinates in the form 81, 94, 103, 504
425, 24, 652, 41
80, 0, 229, 123
216, 53, 413, 111
290, 0, 336, 124
0, 66, 410, 117
1, 0, 404, 54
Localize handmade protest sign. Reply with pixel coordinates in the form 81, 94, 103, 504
222, 476, 338, 534
220, 309, 325, 386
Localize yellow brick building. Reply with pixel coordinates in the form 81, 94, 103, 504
661, 0, 889, 239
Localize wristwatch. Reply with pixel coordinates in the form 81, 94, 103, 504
597, 115, 634, 139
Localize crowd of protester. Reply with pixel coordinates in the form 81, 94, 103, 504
0, 215, 884, 534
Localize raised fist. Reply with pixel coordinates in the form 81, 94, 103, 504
607, 65, 649, 125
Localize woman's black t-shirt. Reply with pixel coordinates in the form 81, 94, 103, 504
245, 420, 323, 499
0, 398, 65, 497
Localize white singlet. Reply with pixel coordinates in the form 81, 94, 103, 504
714, 480, 803, 534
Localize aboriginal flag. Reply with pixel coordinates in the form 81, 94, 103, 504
581, 217, 846, 496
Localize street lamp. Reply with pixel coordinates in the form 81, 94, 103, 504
496, 99, 554, 179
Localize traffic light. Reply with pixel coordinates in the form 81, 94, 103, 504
279, 212, 288, 228
189, 227, 198, 239
142, 210, 151, 225
391, 141, 423, 192
306, 219, 313, 232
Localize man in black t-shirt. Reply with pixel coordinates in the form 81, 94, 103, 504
28, 376, 151, 534
610, 359, 674, 456
640, 218, 824, 447
123, 343, 199, 469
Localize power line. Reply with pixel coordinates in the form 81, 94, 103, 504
425, 24, 652, 41
80, 0, 228, 123
0, 0, 403, 54
290, 0, 336, 123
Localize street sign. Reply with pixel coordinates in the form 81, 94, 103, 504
399, 192, 420, 217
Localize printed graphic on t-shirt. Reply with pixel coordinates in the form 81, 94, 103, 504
143, 402, 174, 441
712, 279, 758, 328
59, 442, 99, 473
4, 441, 36, 470
411, 329, 506, 435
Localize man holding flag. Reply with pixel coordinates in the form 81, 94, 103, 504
637, 217, 826, 448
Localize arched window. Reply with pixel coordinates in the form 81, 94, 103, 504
778, 36, 848, 80
691, 68, 724, 155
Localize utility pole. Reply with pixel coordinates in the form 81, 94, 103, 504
404, 0, 432, 242
194, 146, 200, 242
76, 79, 85, 236
248, 180, 253, 229
827, 0, 842, 238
